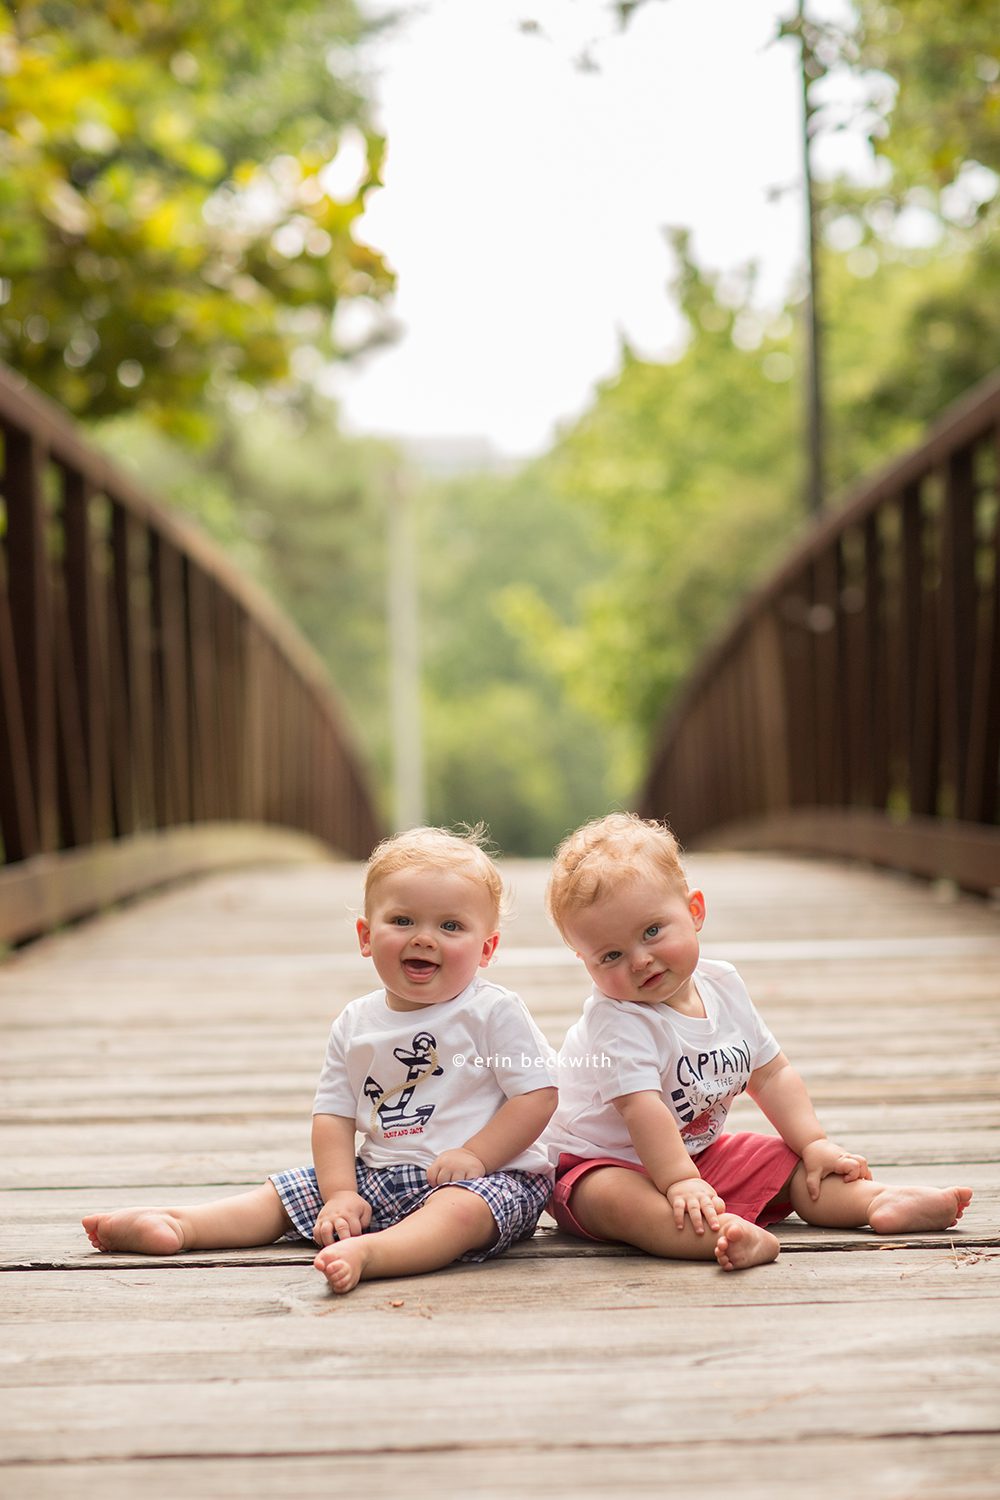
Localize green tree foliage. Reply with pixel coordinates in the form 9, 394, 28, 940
499, 232, 802, 748
822, 235, 1000, 468
16, 0, 993, 855
417, 466, 630, 854
97, 408, 628, 853
499, 1, 1000, 771
848, 0, 999, 199
816, 0, 1000, 435
0, 0, 393, 433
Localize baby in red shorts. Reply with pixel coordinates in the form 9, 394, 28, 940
544, 813, 973, 1271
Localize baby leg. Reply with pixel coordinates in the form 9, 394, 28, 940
785, 1167, 973, 1232
314, 1185, 498, 1293
569, 1166, 779, 1271
82, 1182, 293, 1255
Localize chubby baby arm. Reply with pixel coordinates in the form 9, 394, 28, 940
748, 1053, 870, 1199
311, 1111, 372, 1244
614, 1090, 723, 1232
427, 1085, 558, 1186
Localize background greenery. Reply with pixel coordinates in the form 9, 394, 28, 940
2, 0, 997, 852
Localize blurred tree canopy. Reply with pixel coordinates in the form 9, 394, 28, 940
495, 0, 999, 774
97, 401, 628, 854
0, 0, 393, 435
417, 466, 630, 853
500, 234, 801, 753
4, 0, 996, 854
842, 0, 998, 200
814, 0, 999, 428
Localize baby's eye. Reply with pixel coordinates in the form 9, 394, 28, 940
643, 924, 661, 939
441, 919, 462, 932
601, 950, 623, 964
390, 916, 413, 927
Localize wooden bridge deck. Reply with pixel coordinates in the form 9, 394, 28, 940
1, 853, 998, 1498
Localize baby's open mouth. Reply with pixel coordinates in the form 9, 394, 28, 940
402, 959, 438, 977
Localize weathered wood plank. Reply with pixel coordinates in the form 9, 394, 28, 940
2, 1438, 999, 1500
2, 1272, 998, 1379
3, 1249, 999, 1325
2, 1360, 997, 1464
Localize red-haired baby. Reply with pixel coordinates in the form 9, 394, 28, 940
545, 813, 972, 1270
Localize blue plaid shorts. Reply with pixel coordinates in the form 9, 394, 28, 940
269, 1160, 551, 1262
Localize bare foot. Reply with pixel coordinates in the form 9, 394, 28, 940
314, 1237, 371, 1294
82, 1209, 186, 1255
714, 1214, 781, 1272
868, 1185, 973, 1235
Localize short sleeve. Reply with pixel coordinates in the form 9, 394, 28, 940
482, 993, 557, 1097
748, 1002, 781, 1069
311, 1012, 356, 1117
720, 963, 782, 1070
582, 1002, 664, 1104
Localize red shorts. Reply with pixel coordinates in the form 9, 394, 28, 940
551, 1131, 799, 1242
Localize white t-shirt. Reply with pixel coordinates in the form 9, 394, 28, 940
313, 976, 556, 1175
545, 958, 781, 1166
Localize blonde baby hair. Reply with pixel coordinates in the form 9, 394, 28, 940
364, 824, 506, 928
546, 812, 688, 939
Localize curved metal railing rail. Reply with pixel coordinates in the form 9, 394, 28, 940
0, 364, 381, 943
640, 369, 1000, 895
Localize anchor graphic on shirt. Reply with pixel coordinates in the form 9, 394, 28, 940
364, 1030, 445, 1135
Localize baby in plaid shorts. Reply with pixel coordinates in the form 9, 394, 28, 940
83, 826, 557, 1295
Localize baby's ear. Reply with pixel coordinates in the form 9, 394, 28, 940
688, 890, 706, 930
479, 932, 500, 966
356, 916, 373, 956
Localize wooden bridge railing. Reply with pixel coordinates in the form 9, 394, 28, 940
640, 369, 1000, 896
0, 365, 381, 944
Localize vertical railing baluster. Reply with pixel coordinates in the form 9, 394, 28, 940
864, 511, 889, 809
108, 503, 136, 836
963, 431, 1000, 824
63, 470, 113, 843
51, 544, 90, 848
186, 565, 219, 824
940, 445, 978, 820
150, 537, 191, 827
4, 427, 58, 853
0, 548, 39, 861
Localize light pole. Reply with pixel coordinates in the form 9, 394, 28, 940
386, 466, 426, 830
797, 0, 825, 515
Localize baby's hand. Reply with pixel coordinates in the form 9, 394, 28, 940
800, 1139, 871, 1200
427, 1149, 487, 1186
664, 1177, 725, 1233
313, 1190, 372, 1246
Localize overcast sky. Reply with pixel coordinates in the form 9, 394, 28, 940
323, 0, 861, 457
